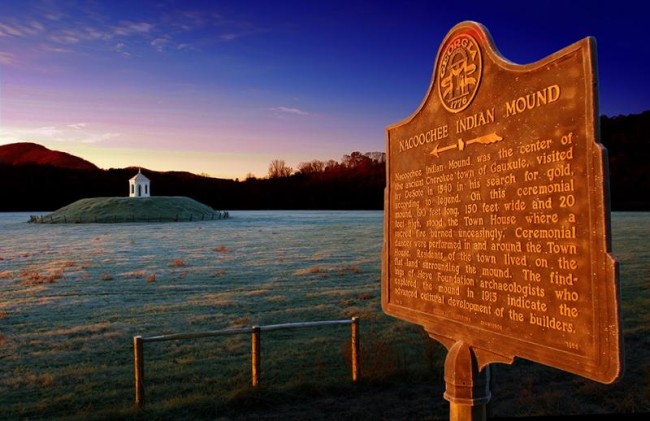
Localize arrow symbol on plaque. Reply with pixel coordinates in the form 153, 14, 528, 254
465, 132, 503, 146
430, 132, 503, 158
430, 140, 459, 158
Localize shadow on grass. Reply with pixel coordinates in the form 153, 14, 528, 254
123, 373, 448, 421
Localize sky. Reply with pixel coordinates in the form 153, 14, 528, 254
1, 0, 649, 179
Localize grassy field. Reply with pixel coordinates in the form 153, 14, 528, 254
0, 211, 648, 419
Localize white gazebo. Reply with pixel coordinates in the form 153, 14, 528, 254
129, 169, 150, 198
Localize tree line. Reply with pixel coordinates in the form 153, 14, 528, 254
240, 151, 386, 209
267, 151, 385, 179
599, 111, 650, 210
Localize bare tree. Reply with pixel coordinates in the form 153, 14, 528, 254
366, 151, 386, 164
268, 159, 293, 178
342, 151, 372, 169
298, 160, 325, 175
325, 159, 340, 171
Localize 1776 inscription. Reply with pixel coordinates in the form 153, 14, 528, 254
383, 22, 622, 383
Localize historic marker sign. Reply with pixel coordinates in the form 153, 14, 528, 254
382, 22, 622, 383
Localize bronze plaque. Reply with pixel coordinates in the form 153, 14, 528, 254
382, 21, 622, 383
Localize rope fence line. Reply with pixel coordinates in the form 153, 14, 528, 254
28, 211, 229, 224
133, 317, 360, 408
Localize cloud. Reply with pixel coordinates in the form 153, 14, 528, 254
30, 20, 45, 33
113, 21, 154, 37
174, 10, 211, 31
49, 29, 82, 44
45, 12, 64, 21
271, 106, 309, 116
0, 23, 22, 37
68, 123, 88, 129
49, 25, 108, 44
219, 33, 239, 41
41, 20, 151, 49
1, 126, 61, 143
217, 25, 267, 43
0, 51, 18, 65
176, 43, 193, 51
84, 132, 121, 144
42, 45, 73, 53
168, 9, 262, 43
151, 37, 170, 52
0, 20, 44, 37
111, 42, 130, 57
82, 26, 105, 41
1, 5, 262, 67
33, 126, 61, 137
3, 125, 120, 145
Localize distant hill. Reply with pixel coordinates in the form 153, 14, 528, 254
0, 142, 98, 170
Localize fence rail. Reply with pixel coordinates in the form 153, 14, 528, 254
133, 317, 360, 408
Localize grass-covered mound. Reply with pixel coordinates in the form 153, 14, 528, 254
30, 196, 228, 223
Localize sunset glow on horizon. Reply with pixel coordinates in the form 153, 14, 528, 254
1, 0, 649, 179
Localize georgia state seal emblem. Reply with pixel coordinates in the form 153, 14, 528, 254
437, 33, 482, 113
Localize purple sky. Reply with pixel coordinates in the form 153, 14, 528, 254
1, 0, 649, 179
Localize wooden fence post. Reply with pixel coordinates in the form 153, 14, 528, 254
252, 327, 260, 387
134, 336, 144, 408
351, 317, 360, 382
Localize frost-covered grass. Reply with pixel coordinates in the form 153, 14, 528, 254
0, 211, 648, 419
31, 196, 224, 223
0, 211, 435, 419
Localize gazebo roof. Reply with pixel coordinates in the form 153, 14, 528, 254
129, 169, 150, 183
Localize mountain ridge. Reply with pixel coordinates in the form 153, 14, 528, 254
0, 142, 98, 170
